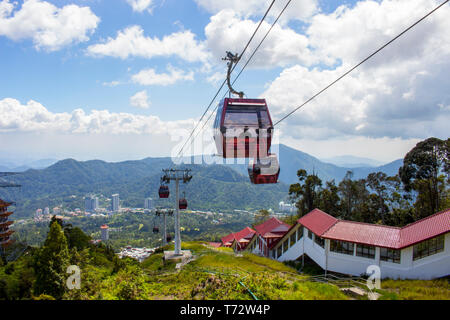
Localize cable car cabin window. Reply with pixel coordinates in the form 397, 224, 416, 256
223, 106, 271, 128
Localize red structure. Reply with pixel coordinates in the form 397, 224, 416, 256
221, 227, 256, 251
0, 199, 14, 251
158, 185, 170, 198
252, 217, 291, 257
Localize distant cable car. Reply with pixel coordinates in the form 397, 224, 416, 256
248, 153, 280, 184
158, 185, 169, 198
213, 98, 273, 159
153, 226, 159, 233
166, 234, 173, 242
179, 191, 187, 210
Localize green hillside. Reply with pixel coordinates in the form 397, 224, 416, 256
0, 160, 289, 218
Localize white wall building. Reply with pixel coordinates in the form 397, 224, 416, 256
100, 224, 109, 242
85, 196, 99, 212
144, 198, 154, 210
279, 201, 296, 213
111, 194, 119, 212
268, 208, 450, 280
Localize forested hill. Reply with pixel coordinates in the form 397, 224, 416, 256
229, 144, 402, 185
0, 158, 289, 218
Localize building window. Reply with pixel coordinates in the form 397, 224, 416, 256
330, 240, 354, 255
413, 235, 445, 261
314, 235, 325, 248
380, 248, 401, 264
290, 233, 296, 248
356, 244, 375, 259
277, 246, 282, 258
308, 230, 313, 239
283, 240, 289, 253
297, 227, 303, 241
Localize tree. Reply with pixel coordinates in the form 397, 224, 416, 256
253, 209, 270, 227
33, 220, 70, 299
318, 180, 340, 217
289, 169, 322, 217
399, 137, 449, 218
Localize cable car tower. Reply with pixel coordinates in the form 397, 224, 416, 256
0, 172, 21, 259
155, 207, 173, 246
160, 169, 192, 256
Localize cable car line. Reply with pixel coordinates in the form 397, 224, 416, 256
176, 0, 276, 158
184, 0, 293, 154
273, 0, 449, 127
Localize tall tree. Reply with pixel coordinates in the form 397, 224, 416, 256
289, 169, 322, 217
33, 220, 70, 299
399, 137, 449, 218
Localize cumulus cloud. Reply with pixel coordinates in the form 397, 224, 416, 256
0, 0, 100, 51
204, 9, 317, 68
0, 97, 194, 135
130, 90, 150, 109
86, 25, 210, 63
132, 65, 194, 86
126, 0, 154, 13
261, 0, 450, 142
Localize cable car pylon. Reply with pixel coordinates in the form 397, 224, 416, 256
160, 169, 192, 256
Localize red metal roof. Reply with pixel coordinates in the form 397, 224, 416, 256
297, 209, 338, 236
323, 220, 401, 248
221, 227, 255, 246
254, 217, 290, 238
400, 208, 450, 248
299, 208, 450, 249
208, 242, 222, 248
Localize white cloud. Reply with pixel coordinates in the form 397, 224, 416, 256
204, 10, 317, 69
126, 0, 154, 13
132, 65, 194, 86
261, 0, 450, 142
0, 0, 100, 51
130, 90, 150, 109
0, 97, 195, 135
102, 81, 121, 87
86, 25, 210, 63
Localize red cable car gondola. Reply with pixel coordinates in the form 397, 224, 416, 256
166, 234, 173, 242
153, 226, 159, 233
248, 154, 280, 184
179, 198, 187, 210
158, 185, 169, 198
213, 98, 273, 159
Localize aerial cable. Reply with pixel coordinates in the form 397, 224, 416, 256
186, 0, 293, 148
176, 0, 276, 158
273, 0, 450, 126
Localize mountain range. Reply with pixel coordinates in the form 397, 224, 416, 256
0, 144, 403, 218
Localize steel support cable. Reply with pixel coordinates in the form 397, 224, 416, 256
187, 0, 293, 149
273, 0, 450, 126
176, 0, 276, 158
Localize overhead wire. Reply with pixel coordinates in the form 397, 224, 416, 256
186, 0, 293, 151
176, 0, 276, 158
273, 0, 450, 126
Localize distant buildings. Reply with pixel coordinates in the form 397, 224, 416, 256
111, 194, 120, 212
44, 207, 50, 215
144, 198, 154, 210
85, 196, 99, 212
279, 201, 296, 213
100, 224, 109, 242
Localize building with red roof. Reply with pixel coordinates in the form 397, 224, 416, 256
221, 227, 255, 251
246, 217, 291, 257
271, 208, 450, 280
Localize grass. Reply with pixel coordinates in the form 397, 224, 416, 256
377, 278, 450, 300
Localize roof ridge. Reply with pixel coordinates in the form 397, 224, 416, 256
400, 207, 450, 230
336, 219, 402, 230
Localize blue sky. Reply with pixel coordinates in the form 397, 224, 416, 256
0, 0, 449, 163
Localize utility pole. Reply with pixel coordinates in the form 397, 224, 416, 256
161, 169, 192, 255
155, 208, 173, 246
